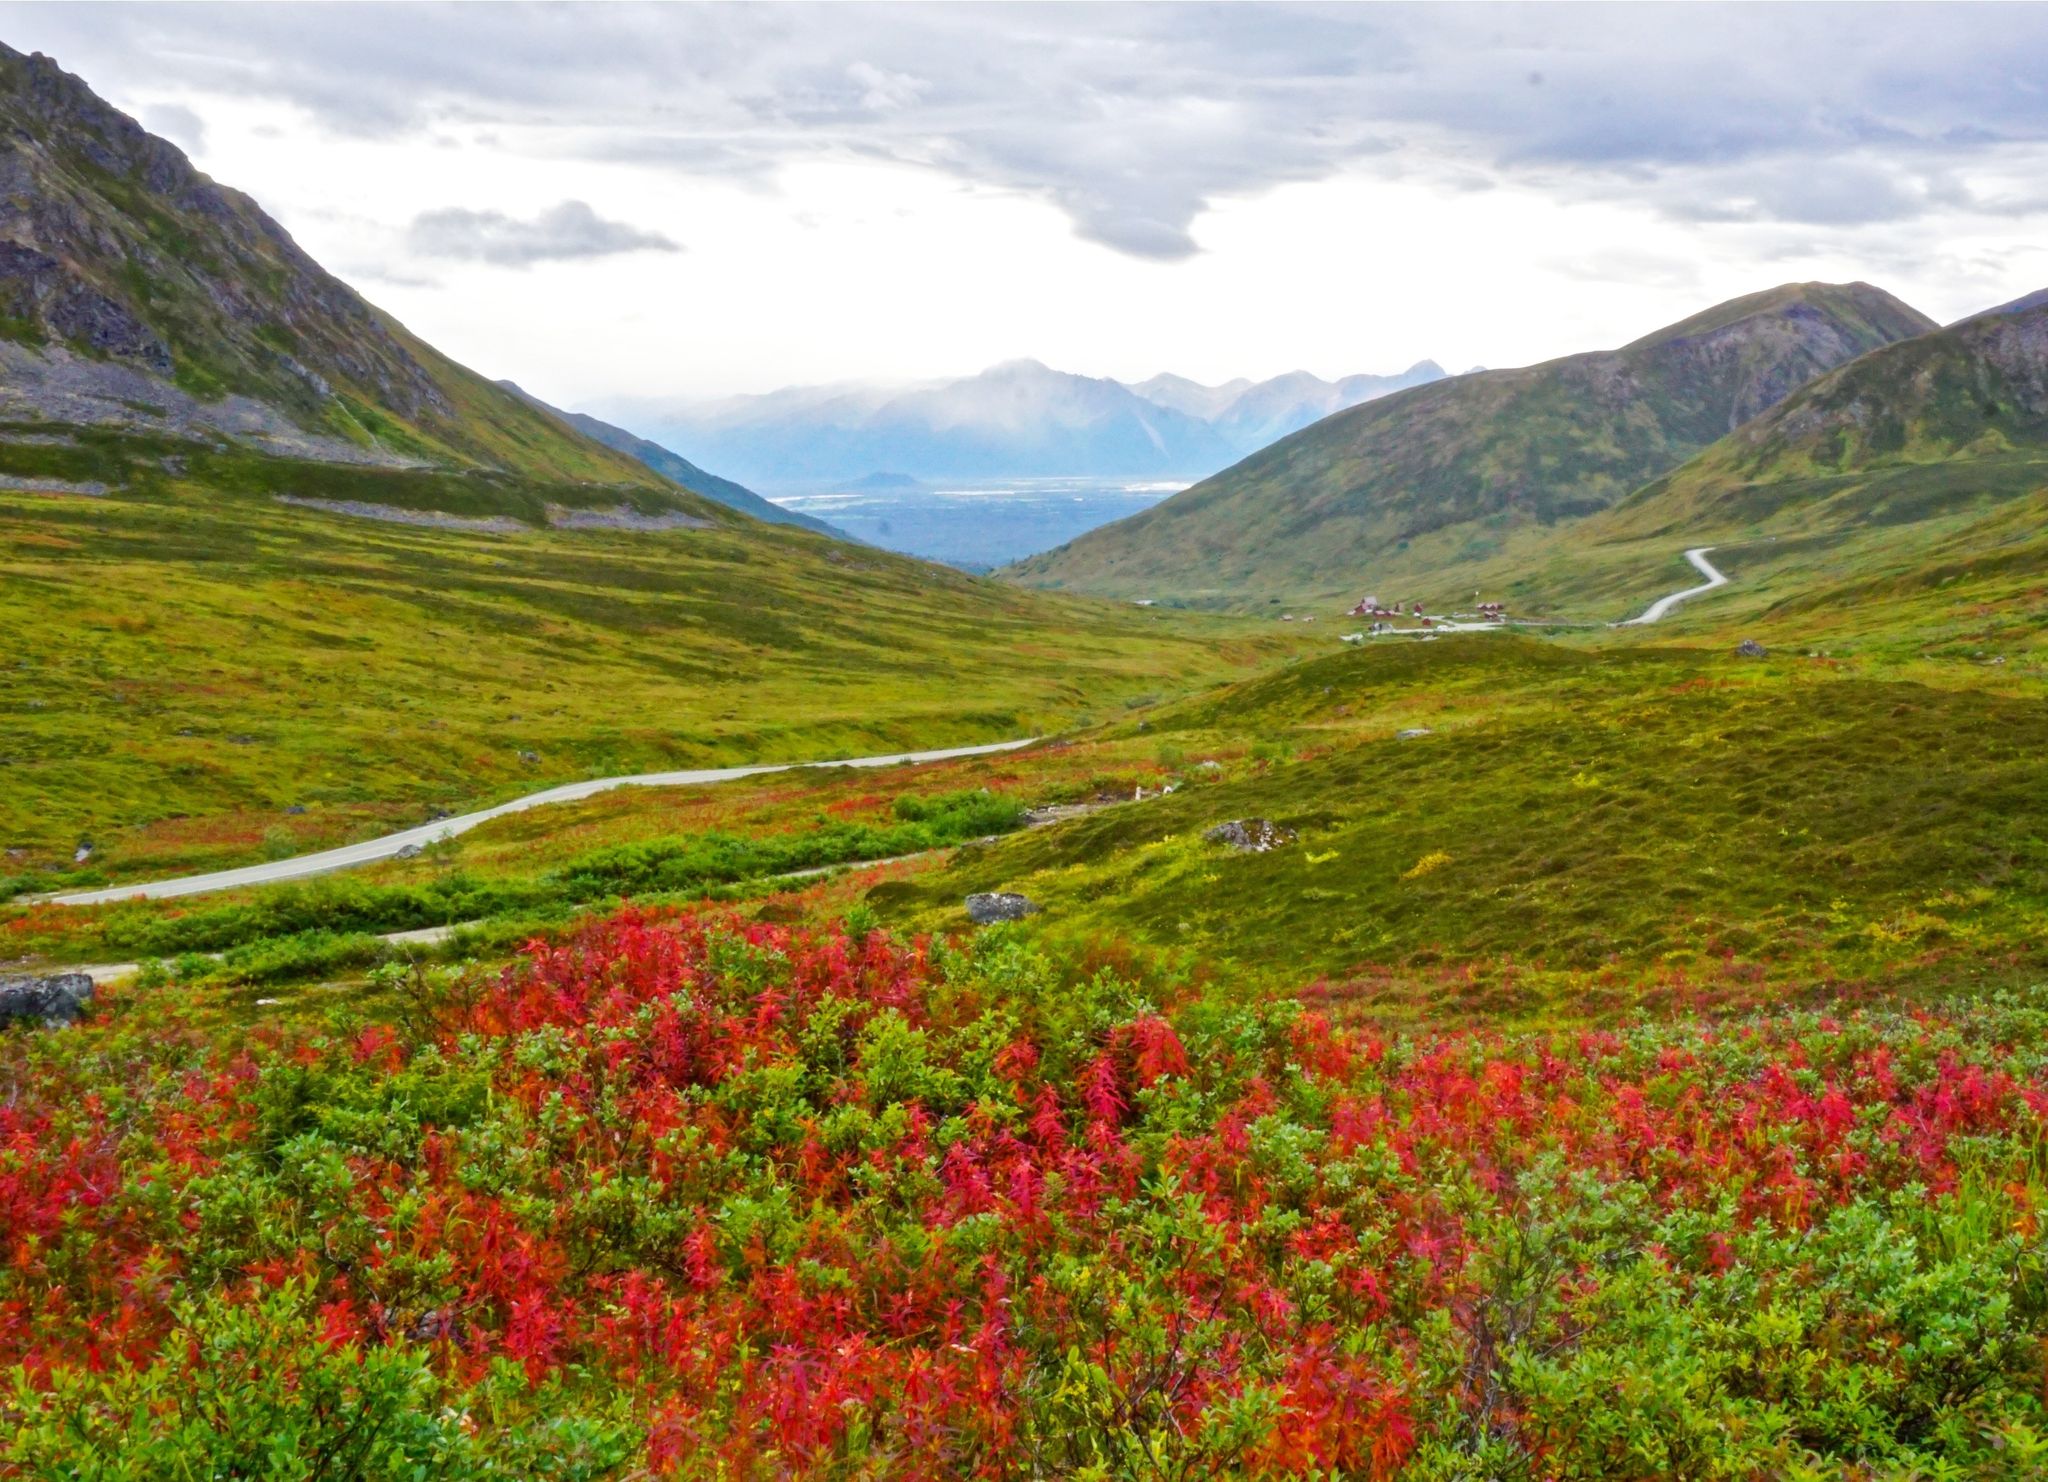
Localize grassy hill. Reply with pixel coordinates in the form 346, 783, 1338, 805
1008, 283, 1935, 607
0, 433, 1299, 890
1605, 292, 2048, 538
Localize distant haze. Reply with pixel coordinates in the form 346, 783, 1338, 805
596, 359, 1445, 491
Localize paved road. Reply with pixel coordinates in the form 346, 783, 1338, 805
1620, 546, 1728, 626
47, 738, 1038, 907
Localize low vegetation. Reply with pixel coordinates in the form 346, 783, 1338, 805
7, 910, 2046, 1476
872, 636, 2048, 1021
0, 436, 1301, 886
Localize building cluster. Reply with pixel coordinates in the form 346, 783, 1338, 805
1347, 595, 1427, 620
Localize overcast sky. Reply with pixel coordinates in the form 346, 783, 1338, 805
8, 2, 2048, 407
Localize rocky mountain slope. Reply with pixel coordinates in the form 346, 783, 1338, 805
1008, 282, 1937, 603
0, 44, 659, 489
497, 382, 847, 536
1604, 289, 2048, 537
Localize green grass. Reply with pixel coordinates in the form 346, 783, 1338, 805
0, 439, 1306, 884
863, 636, 2048, 1022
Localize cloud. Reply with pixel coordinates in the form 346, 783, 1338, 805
139, 101, 205, 155
405, 200, 680, 267
18, 3, 2048, 260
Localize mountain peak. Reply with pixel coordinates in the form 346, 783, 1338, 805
0, 45, 656, 485
1013, 280, 1937, 603
1623, 281, 1934, 354
979, 357, 1059, 378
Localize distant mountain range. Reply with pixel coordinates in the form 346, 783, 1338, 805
1130, 364, 1447, 452
1009, 282, 1937, 602
495, 381, 846, 537
598, 358, 1446, 491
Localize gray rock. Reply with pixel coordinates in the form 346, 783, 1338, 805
518, 750, 540, 764
1736, 639, 1768, 658
284, 804, 306, 816
393, 843, 424, 860
0, 972, 94, 1029
965, 891, 1039, 924
1204, 818, 1298, 853
1395, 727, 1433, 740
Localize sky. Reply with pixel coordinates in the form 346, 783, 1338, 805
7, 2, 2048, 408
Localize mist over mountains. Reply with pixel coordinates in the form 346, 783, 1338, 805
597, 358, 1445, 491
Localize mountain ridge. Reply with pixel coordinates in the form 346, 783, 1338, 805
604, 357, 1447, 492
495, 381, 848, 537
0, 43, 662, 492
1006, 281, 1937, 603
1603, 288, 2048, 538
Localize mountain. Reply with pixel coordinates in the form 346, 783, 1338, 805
496, 381, 847, 537
0, 44, 1298, 877
1008, 282, 1937, 603
609, 360, 1241, 488
1123, 373, 1255, 422
0, 46, 673, 493
1957, 287, 2048, 325
1126, 362, 1449, 455
1605, 288, 2048, 538
607, 358, 1450, 495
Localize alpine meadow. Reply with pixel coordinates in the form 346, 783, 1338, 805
5, 10, 2048, 1480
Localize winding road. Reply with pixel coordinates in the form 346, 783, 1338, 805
47, 739, 1038, 907
1619, 546, 1728, 626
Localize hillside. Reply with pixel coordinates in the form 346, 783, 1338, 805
1605, 290, 2048, 538
0, 48, 1307, 888
1009, 283, 1936, 604
0, 44, 662, 490
495, 381, 847, 536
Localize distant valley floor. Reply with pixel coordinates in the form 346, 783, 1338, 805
768, 476, 1183, 569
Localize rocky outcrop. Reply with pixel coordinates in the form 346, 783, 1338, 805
0, 971, 93, 1028
0, 46, 453, 429
1204, 819, 1297, 853
965, 892, 1039, 924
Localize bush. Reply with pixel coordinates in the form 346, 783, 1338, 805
5, 909, 2046, 1474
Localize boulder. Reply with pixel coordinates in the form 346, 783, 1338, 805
1736, 639, 1768, 658
965, 891, 1039, 924
0, 972, 94, 1029
1395, 727, 1433, 740
1204, 818, 1298, 853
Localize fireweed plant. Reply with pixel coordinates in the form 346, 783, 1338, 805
5, 908, 2048, 1477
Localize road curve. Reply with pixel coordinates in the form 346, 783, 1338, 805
1620, 546, 1728, 626
47, 738, 1039, 907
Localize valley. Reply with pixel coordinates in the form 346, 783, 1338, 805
6, 26, 2048, 1480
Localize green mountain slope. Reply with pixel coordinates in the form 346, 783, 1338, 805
0, 44, 661, 489
1606, 291, 2048, 537
497, 381, 849, 536
1008, 283, 1935, 605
